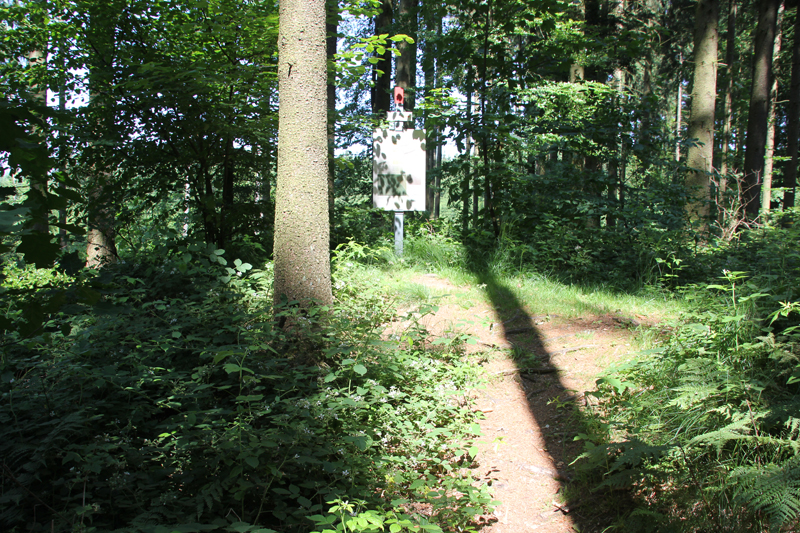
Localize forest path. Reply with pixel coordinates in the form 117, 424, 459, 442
404, 273, 653, 533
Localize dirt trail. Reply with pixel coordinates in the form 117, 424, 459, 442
406, 274, 648, 533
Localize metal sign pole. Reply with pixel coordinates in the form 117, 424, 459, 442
393, 87, 405, 257
394, 211, 404, 256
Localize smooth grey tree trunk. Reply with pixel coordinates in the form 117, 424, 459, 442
273, 0, 332, 306
686, 0, 719, 228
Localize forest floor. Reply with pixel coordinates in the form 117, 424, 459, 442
402, 273, 664, 533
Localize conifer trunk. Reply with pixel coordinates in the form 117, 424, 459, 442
743, 0, 780, 220
763, 2, 784, 215
372, 0, 393, 114
686, 0, 719, 227
783, 0, 800, 209
273, 0, 332, 306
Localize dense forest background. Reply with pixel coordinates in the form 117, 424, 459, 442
4, 0, 800, 531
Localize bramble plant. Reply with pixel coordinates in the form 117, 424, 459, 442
0, 241, 494, 533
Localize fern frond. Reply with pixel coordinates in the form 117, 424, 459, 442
687, 412, 753, 455
732, 456, 800, 530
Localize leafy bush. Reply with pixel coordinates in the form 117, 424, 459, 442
0, 245, 494, 532
579, 265, 800, 532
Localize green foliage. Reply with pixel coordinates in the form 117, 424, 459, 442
0, 245, 493, 532
578, 225, 800, 532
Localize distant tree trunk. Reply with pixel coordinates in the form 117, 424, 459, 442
743, 0, 780, 220
372, 0, 393, 114
686, 0, 719, 228
763, 2, 784, 215
422, 0, 436, 216
327, 0, 338, 244
219, 134, 235, 248
461, 70, 473, 233
395, 0, 417, 112
85, 7, 118, 268
273, 0, 332, 306
26, 48, 50, 237
676, 52, 684, 162
58, 58, 68, 249
85, 174, 118, 268
719, 0, 737, 208
433, 17, 442, 219
784, 0, 800, 208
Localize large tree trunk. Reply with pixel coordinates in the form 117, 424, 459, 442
686, 0, 719, 228
784, 0, 800, 208
273, 0, 332, 306
372, 0, 393, 114
743, 0, 780, 220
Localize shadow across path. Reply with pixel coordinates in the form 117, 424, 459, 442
470, 264, 636, 532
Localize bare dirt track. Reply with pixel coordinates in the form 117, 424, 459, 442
406, 274, 653, 533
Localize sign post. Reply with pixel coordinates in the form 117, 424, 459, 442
394, 211, 404, 256
373, 87, 426, 256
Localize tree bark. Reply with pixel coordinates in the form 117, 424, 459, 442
274, 0, 332, 306
743, 0, 780, 220
85, 6, 118, 268
686, 0, 719, 228
719, 0, 737, 209
327, 0, 338, 244
396, 0, 417, 112
763, 2, 784, 215
676, 51, 684, 162
784, 0, 800, 208
372, 0, 393, 114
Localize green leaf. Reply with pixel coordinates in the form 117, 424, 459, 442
344, 435, 369, 451
17, 232, 59, 268
353, 364, 367, 375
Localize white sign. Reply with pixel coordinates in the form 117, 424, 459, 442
372, 128, 426, 212
387, 111, 413, 123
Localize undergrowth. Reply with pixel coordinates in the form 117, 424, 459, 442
0, 241, 495, 532
578, 222, 800, 532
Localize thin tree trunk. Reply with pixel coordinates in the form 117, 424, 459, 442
763, 2, 784, 215
327, 0, 338, 244
676, 52, 684, 162
433, 16, 442, 219
463, 70, 474, 232
784, 0, 800, 208
719, 0, 737, 219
